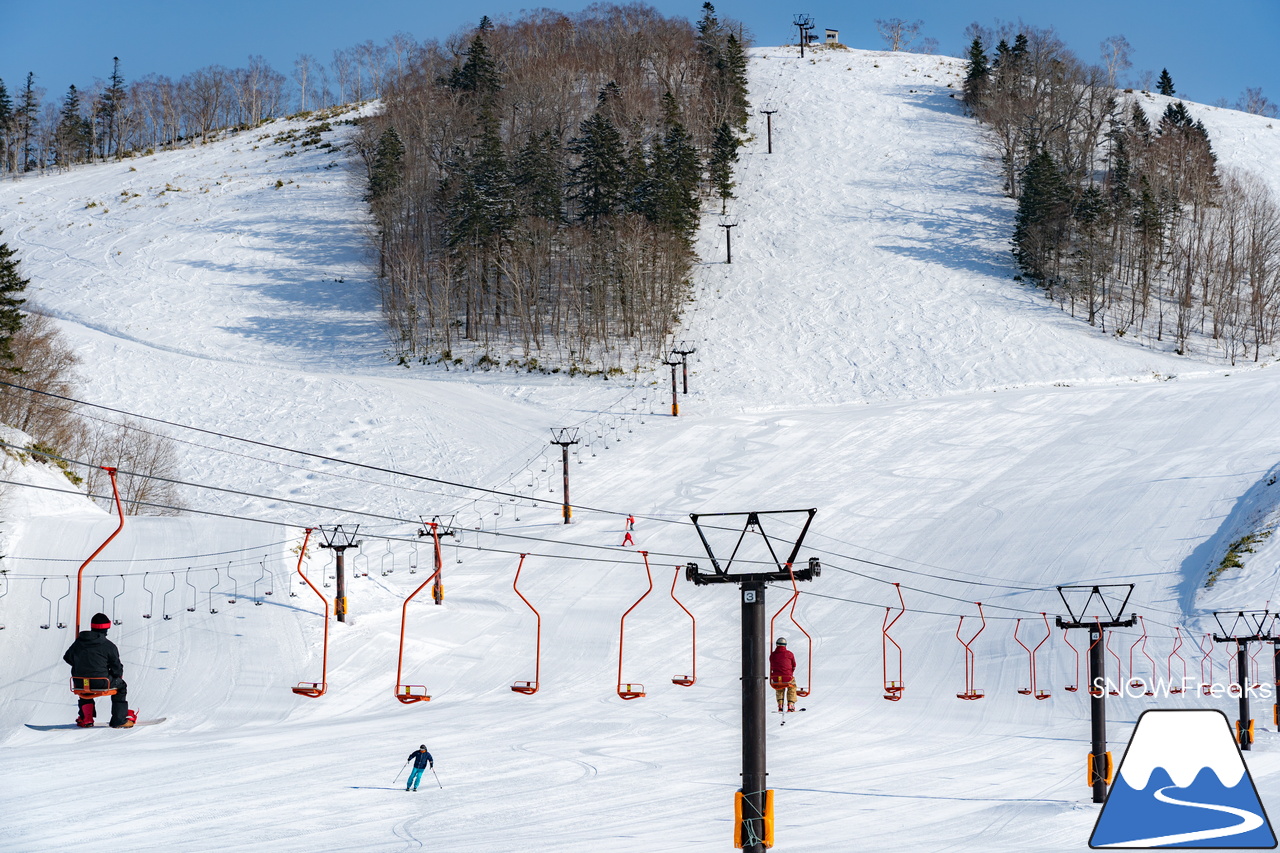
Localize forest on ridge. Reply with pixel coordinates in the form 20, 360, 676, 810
965, 25, 1280, 363
356, 4, 749, 373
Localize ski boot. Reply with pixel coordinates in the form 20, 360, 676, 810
76, 707, 94, 728
110, 710, 138, 729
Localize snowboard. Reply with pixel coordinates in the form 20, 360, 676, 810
26, 718, 165, 731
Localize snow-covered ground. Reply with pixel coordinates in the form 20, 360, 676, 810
2, 46, 1280, 851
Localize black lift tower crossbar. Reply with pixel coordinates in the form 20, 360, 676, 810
686, 509, 818, 585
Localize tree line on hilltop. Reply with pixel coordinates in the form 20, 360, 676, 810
0, 39, 417, 172
356, 5, 749, 373
964, 25, 1280, 363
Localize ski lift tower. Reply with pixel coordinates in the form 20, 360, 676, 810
318, 525, 361, 623
550, 428, 579, 524
718, 215, 738, 264
686, 508, 820, 853
662, 354, 683, 416
1055, 584, 1136, 804
1211, 609, 1276, 750
417, 516, 457, 604
793, 14, 815, 58
671, 341, 697, 395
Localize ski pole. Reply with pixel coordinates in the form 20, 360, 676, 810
432, 767, 443, 789
394, 763, 407, 784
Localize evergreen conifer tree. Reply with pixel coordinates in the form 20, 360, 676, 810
444, 28, 502, 101
1070, 183, 1110, 322
695, 3, 723, 69
993, 38, 1010, 66
643, 92, 701, 240
695, 4, 750, 132
513, 130, 562, 221
1074, 184, 1106, 230
1107, 134, 1133, 212
55, 85, 91, 167
368, 126, 405, 280
723, 32, 750, 130
450, 109, 514, 246
368, 126, 405, 203
1131, 102, 1151, 141
1160, 101, 1193, 129
0, 79, 11, 174
1157, 68, 1175, 96
16, 73, 39, 172
1012, 149, 1071, 285
568, 87, 627, 225
98, 57, 127, 159
0, 230, 29, 366
707, 120, 739, 213
622, 140, 651, 216
963, 37, 989, 113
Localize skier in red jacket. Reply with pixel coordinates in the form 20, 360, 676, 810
769, 637, 797, 712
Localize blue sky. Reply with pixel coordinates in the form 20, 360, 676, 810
2, 1, 1277, 111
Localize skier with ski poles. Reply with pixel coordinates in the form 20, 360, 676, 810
405, 744, 434, 791
63, 612, 136, 728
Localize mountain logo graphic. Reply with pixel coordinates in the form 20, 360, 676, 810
1091, 709, 1277, 848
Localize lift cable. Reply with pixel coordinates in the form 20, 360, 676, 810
0, 379, 636, 520
4, 472, 1199, 632
3, 392, 1167, 608
775, 519, 1199, 621
773, 518, 1056, 591
1, 382, 1226, 631
3, 539, 294, 564
0, 451, 1216, 637
15, 393, 476, 506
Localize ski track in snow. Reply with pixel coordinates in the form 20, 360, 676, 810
1, 47, 1280, 851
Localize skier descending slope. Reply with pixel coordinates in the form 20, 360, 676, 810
63, 612, 136, 728
405, 745, 434, 791
770, 637, 797, 713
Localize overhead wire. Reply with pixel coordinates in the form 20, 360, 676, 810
0, 394, 1226, 634
0, 468, 1193, 629
768, 511, 1201, 623
3, 468, 1214, 636
4, 538, 293, 564
35, 394, 481, 506
1, 381, 1136, 606
0, 379, 634, 520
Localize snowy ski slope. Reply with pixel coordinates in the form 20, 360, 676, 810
2, 46, 1280, 851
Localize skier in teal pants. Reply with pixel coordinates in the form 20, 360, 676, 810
406, 745, 434, 791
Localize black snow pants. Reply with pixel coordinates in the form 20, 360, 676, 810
78, 678, 128, 726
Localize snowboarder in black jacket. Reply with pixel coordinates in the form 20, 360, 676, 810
63, 612, 132, 727
405, 745, 434, 791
